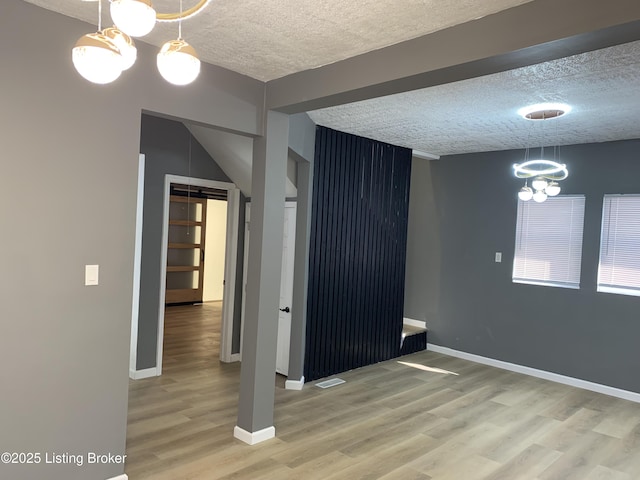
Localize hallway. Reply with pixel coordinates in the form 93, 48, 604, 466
126, 303, 243, 478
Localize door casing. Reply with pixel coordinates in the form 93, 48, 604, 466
154, 174, 240, 374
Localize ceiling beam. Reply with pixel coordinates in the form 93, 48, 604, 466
266, 0, 640, 114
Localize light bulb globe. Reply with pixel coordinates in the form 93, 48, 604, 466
157, 39, 201, 85
533, 190, 548, 203
518, 186, 533, 201
531, 177, 548, 191
103, 27, 137, 70
72, 32, 123, 84
110, 0, 157, 37
546, 182, 561, 196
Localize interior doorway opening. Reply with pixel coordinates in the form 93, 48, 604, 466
164, 183, 228, 306
157, 176, 240, 374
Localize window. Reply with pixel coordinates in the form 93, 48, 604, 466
513, 195, 585, 289
598, 195, 640, 297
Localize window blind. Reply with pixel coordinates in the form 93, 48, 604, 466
513, 195, 585, 289
598, 195, 640, 296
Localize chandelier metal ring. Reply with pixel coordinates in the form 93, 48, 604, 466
513, 159, 568, 180
155, 0, 212, 22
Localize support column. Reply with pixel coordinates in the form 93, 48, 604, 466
234, 110, 289, 445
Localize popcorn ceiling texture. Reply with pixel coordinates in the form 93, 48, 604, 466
23, 0, 532, 80
24, 1, 640, 154
309, 41, 640, 155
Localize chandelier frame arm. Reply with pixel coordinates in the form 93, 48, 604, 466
155, 0, 211, 22
513, 159, 568, 181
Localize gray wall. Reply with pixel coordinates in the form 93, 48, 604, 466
288, 113, 317, 163
137, 114, 246, 370
404, 157, 441, 323
405, 138, 640, 393
0, 2, 262, 479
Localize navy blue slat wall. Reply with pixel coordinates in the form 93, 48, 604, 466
305, 126, 412, 381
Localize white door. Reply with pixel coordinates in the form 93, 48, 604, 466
241, 202, 296, 375
276, 204, 296, 375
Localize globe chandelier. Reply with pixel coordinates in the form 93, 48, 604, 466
72, 0, 210, 86
513, 103, 571, 203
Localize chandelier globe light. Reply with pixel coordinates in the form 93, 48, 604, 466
518, 184, 533, 201
72, 0, 123, 84
110, 0, 157, 37
531, 177, 548, 191
157, 39, 201, 85
546, 181, 561, 196
157, 0, 201, 86
72, 32, 123, 84
513, 103, 571, 203
73, 0, 209, 85
533, 190, 548, 203
103, 27, 137, 70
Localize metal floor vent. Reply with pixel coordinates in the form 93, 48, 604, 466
315, 378, 345, 389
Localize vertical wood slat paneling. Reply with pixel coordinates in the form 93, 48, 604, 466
305, 127, 412, 382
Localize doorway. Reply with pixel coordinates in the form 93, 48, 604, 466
156, 175, 240, 374
164, 184, 228, 306
130, 173, 240, 379
241, 202, 296, 375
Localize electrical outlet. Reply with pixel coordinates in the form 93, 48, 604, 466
495, 252, 502, 263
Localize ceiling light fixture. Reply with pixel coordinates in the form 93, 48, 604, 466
72, 0, 209, 85
72, 0, 124, 84
518, 103, 572, 120
103, 27, 137, 70
513, 104, 571, 202
110, 0, 157, 37
157, 0, 201, 85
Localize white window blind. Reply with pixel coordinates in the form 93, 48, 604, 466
513, 195, 585, 289
598, 195, 640, 297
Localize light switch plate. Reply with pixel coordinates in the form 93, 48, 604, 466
495, 252, 502, 263
85, 265, 99, 286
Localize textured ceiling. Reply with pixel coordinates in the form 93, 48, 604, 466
309, 41, 640, 156
23, 0, 532, 81
24, 0, 640, 156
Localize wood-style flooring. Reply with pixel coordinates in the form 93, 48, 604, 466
125, 303, 640, 479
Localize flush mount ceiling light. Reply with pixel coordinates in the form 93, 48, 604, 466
513, 103, 571, 202
73, 0, 209, 85
518, 103, 572, 120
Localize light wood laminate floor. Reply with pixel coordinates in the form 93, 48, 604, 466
126, 303, 640, 479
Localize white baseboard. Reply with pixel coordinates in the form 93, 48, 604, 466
106, 474, 128, 480
129, 367, 158, 380
229, 353, 241, 363
403, 317, 427, 329
233, 425, 276, 445
427, 344, 640, 404
285, 376, 305, 390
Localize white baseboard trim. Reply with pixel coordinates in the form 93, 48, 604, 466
403, 317, 427, 329
427, 344, 640, 404
106, 474, 128, 480
129, 367, 157, 380
285, 376, 305, 390
233, 425, 276, 445
229, 353, 241, 363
